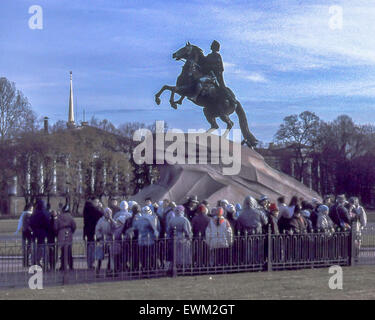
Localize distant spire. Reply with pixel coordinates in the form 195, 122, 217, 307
75, 96, 78, 124
67, 71, 75, 128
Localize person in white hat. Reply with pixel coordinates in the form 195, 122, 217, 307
132, 206, 160, 269
128, 201, 138, 211
316, 205, 335, 235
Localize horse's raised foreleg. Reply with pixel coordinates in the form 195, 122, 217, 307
169, 90, 178, 109
155, 85, 175, 106
175, 95, 185, 105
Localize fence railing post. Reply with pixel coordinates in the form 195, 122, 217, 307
171, 228, 177, 277
267, 224, 272, 272
63, 239, 69, 285
350, 221, 356, 266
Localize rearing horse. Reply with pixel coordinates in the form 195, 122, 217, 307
155, 42, 258, 148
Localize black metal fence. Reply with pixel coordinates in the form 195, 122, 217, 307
1, 225, 368, 289
355, 225, 375, 265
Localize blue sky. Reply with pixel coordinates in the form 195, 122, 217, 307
1, 0, 375, 142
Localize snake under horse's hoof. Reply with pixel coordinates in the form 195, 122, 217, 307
241, 138, 257, 149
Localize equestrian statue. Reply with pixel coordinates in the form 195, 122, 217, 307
155, 41, 258, 148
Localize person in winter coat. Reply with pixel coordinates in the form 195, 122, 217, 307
157, 199, 170, 238
277, 196, 292, 233
287, 196, 300, 217
258, 195, 271, 220
301, 201, 314, 232
83, 198, 103, 269
191, 204, 211, 238
132, 206, 160, 269
218, 199, 229, 218
349, 197, 367, 256
108, 197, 121, 216
167, 205, 193, 267
287, 205, 309, 234
183, 196, 199, 221
236, 196, 268, 234
114, 201, 132, 221
53, 206, 76, 271
110, 201, 132, 273
266, 203, 281, 262
190, 204, 211, 267
167, 205, 192, 238
19, 204, 33, 267
163, 202, 177, 233
46, 204, 57, 271
30, 199, 50, 268
205, 207, 233, 266
315, 204, 335, 260
226, 204, 238, 235
349, 197, 367, 232
127, 200, 138, 212
310, 198, 321, 231
316, 205, 335, 235
95, 207, 117, 276
329, 195, 351, 229
268, 203, 280, 234
226, 203, 240, 265
120, 204, 142, 270
286, 205, 309, 261
235, 203, 242, 219
15, 204, 31, 235
323, 195, 334, 208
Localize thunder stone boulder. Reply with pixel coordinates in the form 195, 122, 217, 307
132, 133, 321, 206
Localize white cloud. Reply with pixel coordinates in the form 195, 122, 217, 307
241, 72, 267, 83
223, 62, 267, 83
209, 1, 375, 70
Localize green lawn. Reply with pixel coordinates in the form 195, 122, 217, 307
1, 266, 374, 300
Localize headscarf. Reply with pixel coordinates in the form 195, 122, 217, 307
318, 205, 329, 215
104, 207, 112, 218
128, 201, 138, 210
243, 196, 258, 210
120, 201, 128, 211
220, 199, 229, 207
175, 205, 185, 216
226, 204, 235, 213
197, 204, 208, 215
142, 206, 153, 215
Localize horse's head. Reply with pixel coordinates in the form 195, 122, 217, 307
172, 42, 202, 62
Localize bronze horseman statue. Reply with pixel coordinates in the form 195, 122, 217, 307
155, 41, 258, 148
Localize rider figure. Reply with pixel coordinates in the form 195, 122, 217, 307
191, 40, 222, 102
191, 40, 234, 104
205, 40, 225, 88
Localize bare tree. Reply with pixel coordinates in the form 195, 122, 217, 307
274, 111, 320, 181
0, 77, 34, 141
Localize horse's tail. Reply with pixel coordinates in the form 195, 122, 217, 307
235, 101, 258, 148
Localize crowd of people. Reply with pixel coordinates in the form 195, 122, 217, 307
15, 193, 367, 275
